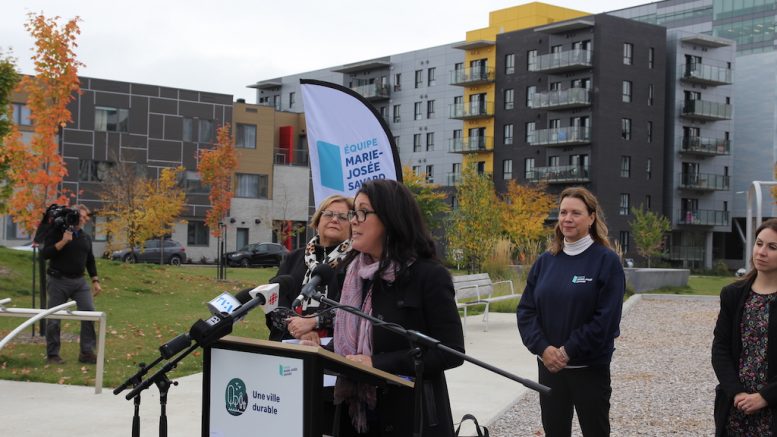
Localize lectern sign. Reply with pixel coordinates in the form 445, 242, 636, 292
208, 348, 303, 436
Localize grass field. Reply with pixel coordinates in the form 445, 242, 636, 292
0, 246, 735, 388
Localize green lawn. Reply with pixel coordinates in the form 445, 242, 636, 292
0, 247, 276, 388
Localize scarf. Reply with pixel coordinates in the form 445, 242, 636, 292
333, 252, 399, 433
299, 235, 351, 310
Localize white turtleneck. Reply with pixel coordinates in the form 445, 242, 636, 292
563, 234, 594, 256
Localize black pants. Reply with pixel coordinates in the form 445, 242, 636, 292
537, 360, 612, 437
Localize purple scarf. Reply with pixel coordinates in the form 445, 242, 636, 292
333, 252, 398, 432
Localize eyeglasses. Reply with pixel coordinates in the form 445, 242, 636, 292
321, 210, 349, 221
347, 209, 377, 223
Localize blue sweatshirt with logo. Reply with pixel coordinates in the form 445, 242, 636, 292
517, 243, 625, 367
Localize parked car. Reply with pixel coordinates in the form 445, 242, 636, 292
111, 239, 187, 266
223, 242, 288, 267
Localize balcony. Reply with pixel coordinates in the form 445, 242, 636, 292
526, 165, 590, 184
679, 136, 731, 157
449, 101, 494, 120
449, 136, 493, 153
447, 172, 462, 186
531, 87, 591, 110
450, 67, 495, 86
528, 126, 591, 147
682, 99, 732, 121
350, 83, 390, 101
678, 172, 730, 191
677, 209, 729, 226
664, 245, 704, 262
681, 63, 732, 86
529, 49, 592, 73
274, 147, 309, 167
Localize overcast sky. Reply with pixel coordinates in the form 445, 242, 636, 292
1, 0, 649, 102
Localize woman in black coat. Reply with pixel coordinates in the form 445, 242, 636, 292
712, 218, 777, 436
332, 179, 465, 437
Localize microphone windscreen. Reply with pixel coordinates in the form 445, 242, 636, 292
270, 274, 296, 295
233, 288, 254, 304
311, 263, 335, 284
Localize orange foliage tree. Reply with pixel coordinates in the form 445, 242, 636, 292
198, 125, 237, 237
499, 180, 556, 250
4, 14, 83, 234
0, 51, 21, 212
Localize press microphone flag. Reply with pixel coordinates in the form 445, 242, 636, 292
300, 79, 402, 207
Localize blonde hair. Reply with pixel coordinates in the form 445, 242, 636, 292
549, 186, 611, 255
309, 194, 354, 230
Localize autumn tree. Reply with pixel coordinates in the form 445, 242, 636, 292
401, 165, 450, 232
0, 51, 20, 212
136, 166, 186, 243
447, 164, 501, 273
198, 125, 237, 237
4, 14, 83, 234
629, 205, 671, 267
499, 180, 555, 252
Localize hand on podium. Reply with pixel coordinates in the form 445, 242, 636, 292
298, 331, 320, 346
346, 354, 372, 367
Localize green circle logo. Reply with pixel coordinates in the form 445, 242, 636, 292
225, 378, 248, 416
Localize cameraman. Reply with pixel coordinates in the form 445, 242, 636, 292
40, 204, 102, 365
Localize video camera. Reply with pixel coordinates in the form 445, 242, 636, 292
32, 204, 81, 243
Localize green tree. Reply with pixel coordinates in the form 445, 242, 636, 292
0, 51, 20, 213
629, 205, 671, 267
401, 165, 450, 232
447, 164, 501, 272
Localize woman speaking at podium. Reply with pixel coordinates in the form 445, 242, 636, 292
333, 179, 465, 436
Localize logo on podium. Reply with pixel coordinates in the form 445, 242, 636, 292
225, 378, 248, 416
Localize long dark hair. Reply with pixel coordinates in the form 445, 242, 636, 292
355, 179, 436, 279
739, 218, 777, 284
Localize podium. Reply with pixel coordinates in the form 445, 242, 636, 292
202, 335, 413, 437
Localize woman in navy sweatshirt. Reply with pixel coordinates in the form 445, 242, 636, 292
517, 186, 626, 437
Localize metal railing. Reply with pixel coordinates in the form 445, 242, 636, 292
447, 172, 462, 186
274, 147, 309, 167
528, 126, 591, 146
529, 49, 592, 72
450, 67, 495, 86
679, 136, 731, 155
681, 63, 732, 85
531, 87, 591, 109
350, 83, 390, 100
682, 99, 732, 120
679, 172, 730, 191
526, 165, 590, 183
448, 136, 493, 153
449, 101, 494, 119
677, 209, 729, 226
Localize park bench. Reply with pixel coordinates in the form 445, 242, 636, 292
452, 273, 519, 335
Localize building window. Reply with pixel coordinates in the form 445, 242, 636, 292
648, 84, 654, 106
427, 67, 436, 86
503, 159, 513, 180
5, 215, 29, 240
622, 118, 632, 140
235, 173, 268, 199
620, 156, 631, 178
645, 195, 652, 210
648, 47, 655, 69
184, 170, 209, 194
412, 165, 421, 176
79, 159, 114, 182
426, 132, 435, 151
289, 92, 296, 108
527, 50, 537, 70
427, 100, 435, 118
548, 155, 560, 168
95, 106, 129, 132
505, 54, 515, 74
524, 158, 535, 179
623, 43, 633, 65
393, 73, 402, 91
425, 165, 434, 183
414, 102, 422, 120
504, 124, 514, 145
526, 86, 536, 108
236, 123, 256, 149
187, 221, 209, 246
619, 231, 630, 253
504, 89, 514, 110
619, 193, 630, 216
622, 81, 632, 103
647, 121, 653, 143
646, 159, 652, 180
12, 103, 31, 125
199, 119, 214, 143
525, 122, 536, 143
415, 70, 423, 88
413, 134, 422, 152
392, 105, 401, 123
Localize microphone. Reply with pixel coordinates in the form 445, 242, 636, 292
233, 275, 294, 314
291, 264, 335, 309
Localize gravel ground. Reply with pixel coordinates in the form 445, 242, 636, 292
488, 295, 720, 436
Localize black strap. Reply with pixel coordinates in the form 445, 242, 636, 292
454, 413, 489, 437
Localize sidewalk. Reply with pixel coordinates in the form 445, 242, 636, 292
0, 312, 535, 436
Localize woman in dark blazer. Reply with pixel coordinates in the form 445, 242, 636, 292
712, 218, 777, 436
333, 179, 465, 437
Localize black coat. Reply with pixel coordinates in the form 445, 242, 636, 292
711, 277, 777, 436
339, 258, 465, 437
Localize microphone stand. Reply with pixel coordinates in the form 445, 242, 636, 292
312, 294, 550, 437
114, 357, 164, 437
